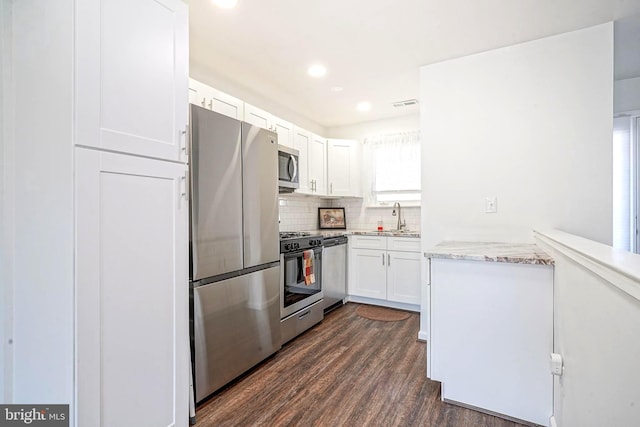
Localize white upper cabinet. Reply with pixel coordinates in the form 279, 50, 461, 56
244, 103, 272, 129
189, 79, 244, 120
76, 0, 189, 163
308, 134, 327, 195
327, 139, 360, 197
272, 116, 295, 148
243, 104, 294, 148
294, 127, 312, 194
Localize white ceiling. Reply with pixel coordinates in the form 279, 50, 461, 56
187, 0, 640, 128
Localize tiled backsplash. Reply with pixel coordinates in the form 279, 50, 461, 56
339, 198, 421, 231
278, 195, 328, 231
278, 195, 420, 232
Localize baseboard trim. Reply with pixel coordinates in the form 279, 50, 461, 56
443, 398, 545, 427
346, 295, 420, 313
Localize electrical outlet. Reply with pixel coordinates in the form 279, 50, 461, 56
484, 196, 497, 213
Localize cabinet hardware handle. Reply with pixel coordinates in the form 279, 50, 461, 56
330, 183, 333, 194
207, 99, 213, 109
201, 98, 206, 107
382, 253, 385, 266
181, 171, 189, 202
181, 125, 189, 157
388, 254, 391, 266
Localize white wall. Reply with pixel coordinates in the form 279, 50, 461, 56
326, 113, 419, 140
0, 0, 9, 403
420, 23, 613, 249
6, 0, 75, 407
614, 77, 640, 112
191, 61, 327, 136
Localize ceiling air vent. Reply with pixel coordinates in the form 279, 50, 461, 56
392, 99, 419, 108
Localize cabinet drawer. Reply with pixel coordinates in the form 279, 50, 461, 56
387, 237, 420, 252
350, 235, 387, 250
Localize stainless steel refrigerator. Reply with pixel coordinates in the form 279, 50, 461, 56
189, 105, 280, 403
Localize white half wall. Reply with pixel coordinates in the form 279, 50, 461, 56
535, 230, 640, 427
420, 23, 614, 249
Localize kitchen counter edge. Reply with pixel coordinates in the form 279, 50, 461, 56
425, 241, 554, 265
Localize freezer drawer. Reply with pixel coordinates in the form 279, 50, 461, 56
193, 266, 281, 402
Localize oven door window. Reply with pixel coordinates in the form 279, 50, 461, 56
283, 249, 321, 309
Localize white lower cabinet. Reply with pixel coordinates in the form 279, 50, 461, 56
387, 251, 422, 304
350, 248, 387, 299
76, 147, 189, 427
348, 236, 421, 309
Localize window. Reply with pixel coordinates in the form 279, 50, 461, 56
363, 131, 421, 206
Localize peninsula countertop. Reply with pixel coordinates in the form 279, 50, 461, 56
425, 241, 554, 265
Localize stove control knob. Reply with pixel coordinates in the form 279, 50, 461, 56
284, 243, 290, 251
294, 242, 300, 250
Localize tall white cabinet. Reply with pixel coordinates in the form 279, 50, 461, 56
3, 1, 190, 425
76, 1, 189, 425
76, 150, 188, 427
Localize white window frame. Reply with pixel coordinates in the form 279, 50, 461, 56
364, 132, 421, 208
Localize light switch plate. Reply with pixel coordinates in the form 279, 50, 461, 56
485, 196, 497, 213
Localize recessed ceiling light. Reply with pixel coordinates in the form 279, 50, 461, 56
212, 0, 237, 9
331, 86, 344, 92
307, 64, 327, 78
356, 102, 371, 112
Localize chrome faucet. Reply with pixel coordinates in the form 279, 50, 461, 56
392, 202, 406, 231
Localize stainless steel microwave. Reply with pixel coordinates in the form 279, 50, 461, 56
278, 145, 299, 192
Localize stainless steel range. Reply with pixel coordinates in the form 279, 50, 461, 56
279, 232, 324, 344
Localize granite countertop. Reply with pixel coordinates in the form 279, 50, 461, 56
425, 241, 554, 265
349, 230, 421, 238
303, 230, 421, 238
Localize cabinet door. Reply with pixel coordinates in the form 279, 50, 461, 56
294, 127, 312, 194
76, 148, 189, 427
350, 248, 387, 299
327, 139, 354, 196
272, 116, 295, 148
387, 251, 421, 304
189, 79, 244, 120
76, 0, 188, 162
244, 103, 272, 130
309, 134, 327, 195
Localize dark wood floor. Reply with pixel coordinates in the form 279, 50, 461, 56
195, 303, 527, 427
